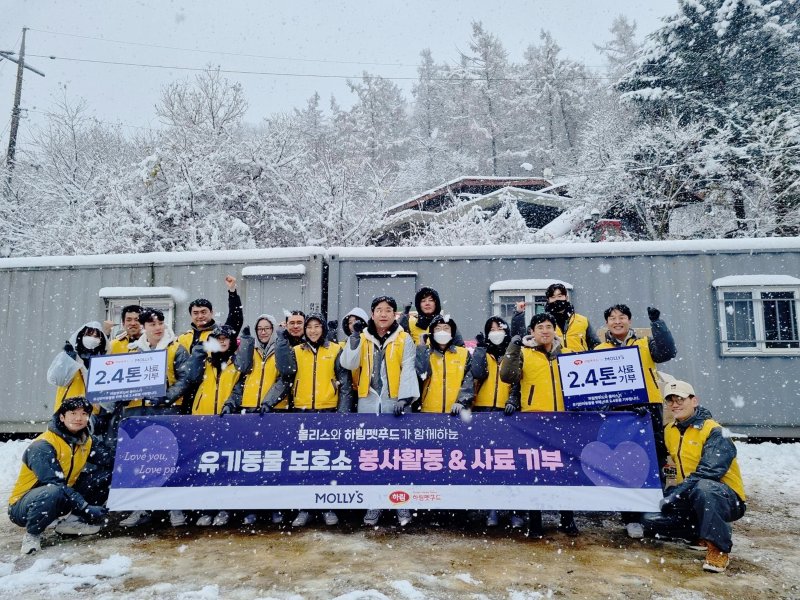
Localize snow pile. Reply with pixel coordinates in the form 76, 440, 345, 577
0, 555, 131, 595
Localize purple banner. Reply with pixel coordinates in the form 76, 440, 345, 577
108, 412, 663, 512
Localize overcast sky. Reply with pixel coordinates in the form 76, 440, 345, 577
1, 0, 678, 150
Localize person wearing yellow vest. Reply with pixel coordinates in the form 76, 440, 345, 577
471, 316, 521, 528
336, 307, 369, 412
47, 321, 108, 413
340, 296, 419, 527
416, 314, 473, 415
274, 313, 351, 528
107, 304, 143, 354
399, 287, 465, 347
176, 275, 244, 353
639, 380, 746, 573
544, 283, 600, 351
118, 307, 195, 530
237, 314, 282, 413
499, 312, 579, 537
8, 397, 111, 555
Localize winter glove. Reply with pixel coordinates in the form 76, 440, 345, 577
64, 341, 77, 361
659, 494, 678, 513
631, 405, 649, 417
394, 399, 408, 417
220, 403, 234, 416
82, 504, 109, 524
241, 326, 251, 337
352, 320, 365, 334
504, 402, 516, 416
420, 333, 430, 345
450, 402, 464, 416
475, 333, 487, 348
149, 396, 170, 408
259, 401, 272, 414
510, 335, 523, 347
403, 304, 412, 316
647, 306, 661, 322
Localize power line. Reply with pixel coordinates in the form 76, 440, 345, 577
24, 108, 161, 132
27, 54, 619, 82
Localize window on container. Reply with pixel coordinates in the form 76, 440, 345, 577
718, 287, 799, 355
107, 298, 175, 337
762, 292, 799, 349
493, 292, 548, 323
722, 292, 756, 348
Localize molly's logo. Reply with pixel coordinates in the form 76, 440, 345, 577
314, 492, 364, 504
389, 490, 410, 505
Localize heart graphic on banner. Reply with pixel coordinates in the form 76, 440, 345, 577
579, 440, 650, 488
116, 424, 180, 488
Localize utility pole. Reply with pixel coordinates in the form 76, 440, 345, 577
2, 27, 45, 193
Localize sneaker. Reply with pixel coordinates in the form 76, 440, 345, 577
242, 513, 257, 526
169, 510, 187, 527
626, 522, 645, 539
486, 510, 499, 527
323, 511, 339, 526
21, 532, 41, 555
703, 541, 730, 573
271, 511, 284, 524
688, 539, 709, 551
292, 510, 311, 527
212, 511, 230, 527
196, 514, 213, 527
396, 509, 412, 527
509, 514, 525, 529
54, 514, 102, 536
363, 509, 382, 526
120, 510, 152, 528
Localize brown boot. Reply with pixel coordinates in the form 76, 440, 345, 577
702, 541, 730, 573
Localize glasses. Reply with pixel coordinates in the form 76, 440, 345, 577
665, 396, 690, 406
256, 327, 272, 333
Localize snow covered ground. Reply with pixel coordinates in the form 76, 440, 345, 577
0, 439, 798, 599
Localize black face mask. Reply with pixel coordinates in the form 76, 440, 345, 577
546, 300, 572, 314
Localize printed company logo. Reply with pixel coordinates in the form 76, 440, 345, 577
314, 492, 364, 505
105, 360, 115, 365
388, 490, 410, 505
573, 359, 583, 365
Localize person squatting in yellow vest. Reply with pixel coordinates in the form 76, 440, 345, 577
499, 312, 579, 537
416, 314, 473, 415
638, 380, 746, 574
274, 312, 352, 528
8, 397, 112, 555
340, 295, 419, 527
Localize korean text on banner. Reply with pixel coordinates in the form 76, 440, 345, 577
86, 350, 167, 403
558, 346, 649, 410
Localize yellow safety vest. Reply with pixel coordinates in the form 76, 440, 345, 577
9, 429, 92, 506
292, 343, 341, 410
54, 372, 86, 413
177, 328, 213, 352
407, 315, 429, 345
595, 337, 662, 404
665, 417, 746, 500
192, 359, 241, 415
474, 352, 511, 410
109, 336, 137, 354
421, 346, 469, 413
518, 347, 573, 412
241, 350, 282, 410
556, 314, 591, 352
356, 331, 408, 399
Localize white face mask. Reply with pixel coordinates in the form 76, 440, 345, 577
82, 335, 101, 350
488, 330, 506, 345
433, 331, 452, 345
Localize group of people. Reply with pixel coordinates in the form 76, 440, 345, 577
8, 278, 746, 573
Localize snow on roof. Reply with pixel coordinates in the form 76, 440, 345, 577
99, 286, 187, 300
241, 265, 306, 277
533, 205, 592, 240
356, 271, 418, 277
490, 279, 573, 292
329, 237, 800, 261
0, 247, 325, 270
712, 275, 800, 287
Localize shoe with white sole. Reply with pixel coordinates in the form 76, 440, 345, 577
196, 514, 213, 526
292, 510, 311, 527
54, 514, 102, 536
242, 513, 257, 526
21, 532, 41, 554
509, 514, 525, 529
486, 510, 499, 527
212, 511, 230, 527
120, 510, 152, 528
323, 511, 339, 526
396, 509, 412, 527
271, 511, 284, 524
626, 522, 645, 539
363, 509, 382, 526
169, 510, 187, 527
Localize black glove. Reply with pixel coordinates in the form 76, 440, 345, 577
504, 402, 516, 416
394, 399, 408, 416
64, 341, 77, 360
475, 333, 486, 348
82, 504, 109, 524
327, 320, 338, 332
149, 396, 169, 408
631, 405, 649, 417
450, 402, 464, 416
352, 320, 365, 334
659, 494, 678, 513
403, 304, 412, 316
260, 402, 272, 414
220, 403, 234, 416
241, 326, 251, 337
510, 335, 522, 347
647, 306, 661, 322
421, 333, 430, 345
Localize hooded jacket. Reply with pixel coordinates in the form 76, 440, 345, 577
416, 316, 473, 413
9, 413, 96, 508
499, 336, 572, 412
47, 321, 108, 412
595, 318, 676, 404
398, 287, 441, 344
665, 406, 746, 501
185, 329, 249, 415
471, 317, 516, 410
239, 314, 283, 410
127, 325, 191, 408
